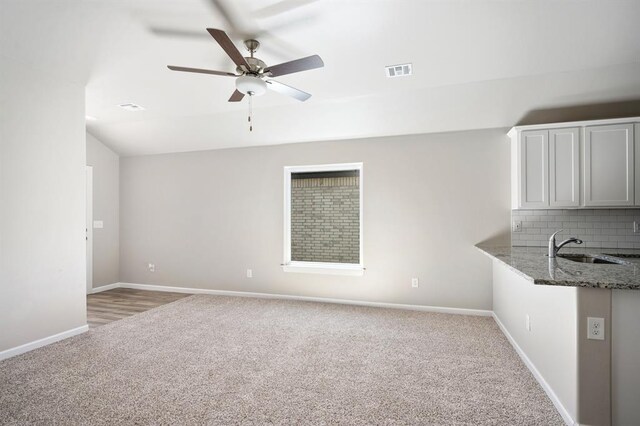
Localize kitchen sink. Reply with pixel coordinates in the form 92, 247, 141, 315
557, 254, 630, 265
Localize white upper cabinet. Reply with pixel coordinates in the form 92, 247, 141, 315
584, 124, 634, 207
519, 130, 549, 208
549, 128, 580, 207
509, 117, 639, 209
635, 123, 640, 206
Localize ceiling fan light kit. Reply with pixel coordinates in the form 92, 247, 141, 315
167, 28, 324, 131
236, 75, 267, 96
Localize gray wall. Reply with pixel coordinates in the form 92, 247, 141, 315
120, 129, 510, 310
0, 65, 87, 352
87, 132, 120, 287
512, 209, 640, 248
291, 176, 360, 263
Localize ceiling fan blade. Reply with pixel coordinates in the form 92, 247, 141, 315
266, 80, 311, 102
167, 65, 238, 77
150, 27, 209, 40
228, 90, 245, 102
208, 0, 271, 43
264, 55, 324, 77
209, 0, 247, 34
253, 0, 318, 19
207, 28, 250, 69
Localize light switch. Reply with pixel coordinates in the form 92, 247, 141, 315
93, 220, 104, 229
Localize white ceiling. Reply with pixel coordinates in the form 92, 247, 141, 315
4, 0, 640, 156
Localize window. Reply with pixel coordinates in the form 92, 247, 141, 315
283, 163, 363, 275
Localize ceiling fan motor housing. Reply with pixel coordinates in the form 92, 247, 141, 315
237, 57, 267, 75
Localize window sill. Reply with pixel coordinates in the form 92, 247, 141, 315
282, 262, 365, 276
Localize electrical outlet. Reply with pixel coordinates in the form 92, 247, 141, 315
525, 314, 531, 331
411, 278, 419, 288
587, 317, 605, 341
513, 220, 522, 232
634, 221, 639, 233
246, 269, 253, 278
148, 263, 155, 273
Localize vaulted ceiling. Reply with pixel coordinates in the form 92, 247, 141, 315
4, 0, 640, 155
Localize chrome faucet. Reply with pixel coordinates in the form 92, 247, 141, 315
548, 229, 583, 258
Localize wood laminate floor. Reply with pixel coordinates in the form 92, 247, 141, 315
87, 288, 190, 329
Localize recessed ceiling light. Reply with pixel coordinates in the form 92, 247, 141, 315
118, 102, 145, 111
385, 63, 412, 78
85, 115, 97, 121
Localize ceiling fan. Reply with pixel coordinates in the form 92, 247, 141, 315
167, 28, 324, 103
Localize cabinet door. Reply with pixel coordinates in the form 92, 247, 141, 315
519, 130, 549, 208
549, 128, 580, 207
636, 124, 640, 206
584, 124, 634, 206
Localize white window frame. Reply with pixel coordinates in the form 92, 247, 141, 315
283, 162, 364, 276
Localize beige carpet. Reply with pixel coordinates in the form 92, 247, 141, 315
0, 295, 563, 425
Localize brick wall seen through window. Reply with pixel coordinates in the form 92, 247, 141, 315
290, 170, 360, 264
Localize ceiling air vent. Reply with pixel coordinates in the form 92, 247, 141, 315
118, 102, 145, 111
385, 63, 412, 78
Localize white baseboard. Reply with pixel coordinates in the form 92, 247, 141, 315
492, 313, 576, 426
89, 282, 120, 294
117, 282, 493, 317
0, 325, 89, 361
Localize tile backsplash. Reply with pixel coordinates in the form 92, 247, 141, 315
512, 209, 640, 249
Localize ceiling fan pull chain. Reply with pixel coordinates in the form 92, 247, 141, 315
248, 95, 253, 132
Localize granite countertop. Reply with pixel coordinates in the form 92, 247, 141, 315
476, 244, 640, 290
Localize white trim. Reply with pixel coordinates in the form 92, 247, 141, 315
282, 162, 364, 274
116, 282, 492, 317
282, 266, 364, 276
492, 313, 576, 426
0, 325, 89, 361
86, 165, 93, 294
89, 282, 120, 294
283, 261, 364, 276
283, 162, 364, 173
